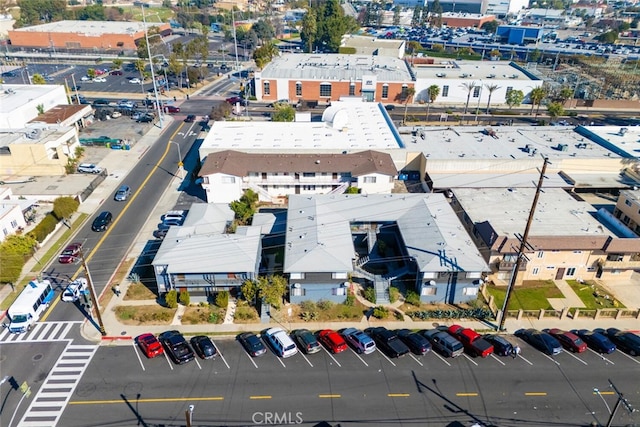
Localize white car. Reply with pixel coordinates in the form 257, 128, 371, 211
129, 78, 141, 84
93, 77, 106, 83
77, 163, 103, 174
61, 278, 88, 303
110, 111, 122, 118
80, 75, 91, 81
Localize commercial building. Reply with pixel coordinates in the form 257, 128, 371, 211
8, 20, 171, 50
439, 12, 496, 29
0, 84, 68, 129
340, 35, 406, 59
485, 0, 529, 18
435, 0, 488, 15
495, 25, 545, 45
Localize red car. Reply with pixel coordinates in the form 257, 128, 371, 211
164, 105, 180, 113
545, 328, 587, 353
318, 329, 348, 354
58, 243, 82, 263
136, 333, 164, 358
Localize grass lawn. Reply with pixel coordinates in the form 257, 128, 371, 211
566, 280, 624, 309
124, 282, 157, 300
114, 305, 176, 324
485, 280, 564, 310
123, 6, 175, 22
182, 305, 225, 324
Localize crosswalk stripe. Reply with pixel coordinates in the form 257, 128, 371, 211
0, 321, 81, 343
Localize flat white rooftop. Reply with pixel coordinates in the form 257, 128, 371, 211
11, 20, 155, 35
0, 85, 63, 117
259, 53, 413, 82
577, 126, 640, 159
201, 100, 403, 158
412, 60, 539, 82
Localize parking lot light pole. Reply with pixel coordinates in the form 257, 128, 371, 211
168, 141, 184, 179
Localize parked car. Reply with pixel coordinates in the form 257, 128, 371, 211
604, 328, 640, 356
136, 114, 154, 123
58, 242, 82, 263
238, 332, 267, 357
572, 329, 616, 354
136, 333, 164, 358
545, 328, 587, 353
129, 78, 141, 84
317, 329, 348, 354
93, 99, 110, 106
91, 211, 113, 232
448, 325, 494, 358
77, 163, 103, 174
190, 335, 218, 359
114, 185, 131, 202
263, 327, 298, 358
164, 105, 180, 113
110, 111, 122, 119
422, 329, 464, 358
93, 77, 106, 83
80, 75, 91, 81
159, 330, 195, 364
185, 114, 196, 122
396, 329, 431, 355
366, 327, 410, 358
109, 70, 123, 75
515, 329, 563, 356
60, 278, 88, 303
483, 334, 515, 357
342, 328, 376, 354
118, 100, 136, 109
226, 96, 248, 106
292, 329, 321, 354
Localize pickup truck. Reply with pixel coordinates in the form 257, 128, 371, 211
366, 327, 410, 358
448, 325, 494, 358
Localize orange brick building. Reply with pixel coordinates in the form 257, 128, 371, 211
440, 12, 496, 28
9, 20, 171, 50
254, 53, 415, 104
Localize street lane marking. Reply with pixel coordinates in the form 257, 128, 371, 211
388, 393, 410, 397
588, 348, 614, 365
132, 342, 145, 371
456, 393, 478, 397
462, 354, 478, 366
490, 354, 505, 366
562, 350, 588, 365
593, 391, 615, 395
409, 354, 424, 366
432, 352, 451, 366
350, 349, 369, 367
318, 394, 341, 398
376, 349, 396, 367
213, 343, 230, 369
69, 396, 224, 405
250, 396, 272, 400
525, 392, 548, 396
322, 347, 342, 368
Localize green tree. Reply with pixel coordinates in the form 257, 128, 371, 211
484, 83, 501, 113
258, 275, 287, 309
0, 234, 37, 284
230, 189, 259, 224
76, 4, 106, 20
302, 0, 358, 53
31, 73, 46, 84
461, 81, 477, 114
481, 19, 498, 34
597, 30, 618, 44
529, 86, 547, 116
241, 279, 258, 305
558, 87, 574, 104
396, 86, 416, 124
547, 101, 565, 118
411, 6, 422, 27
272, 103, 295, 122
252, 19, 275, 44
112, 59, 123, 69
406, 40, 422, 55
393, 5, 401, 26
529, 48, 542, 63
425, 84, 440, 121
86, 68, 97, 79
16, 0, 67, 27
53, 196, 79, 220
253, 42, 279, 69
36, 104, 44, 114
429, 0, 442, 27
505, 89, 524, 108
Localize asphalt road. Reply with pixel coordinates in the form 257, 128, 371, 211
57, 335, 640, 427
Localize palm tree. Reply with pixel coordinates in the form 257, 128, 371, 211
400, 86, 416, 125
530, 86, 547, 117
484, 83, 501, 113
425, 84, 440, 121
461, 81, 477, 114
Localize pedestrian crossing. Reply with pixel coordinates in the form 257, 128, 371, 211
0, 321, 80, 343
18, 345, 98, 427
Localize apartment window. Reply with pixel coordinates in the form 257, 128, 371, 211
10, 220, 18, 228
332, 287, 346, 296
295, 82, 302, 96
221, 176, 235, 183
290, 273, 305, 279
263, 80, 270, 95
442, 85, 449, 97
566, 267, 576, 276
506, 86, 513, 96
463, 287, 478, 296
537, 251, 544, 258
349, 83, 356, 96
401, 84, 408, 98
363, 176, 377, 183
532, 267, 539, 275
625, 199, 632, 207
421, 286, 437, 296
473, 86, 481, 97
546, 266, 555, 269
303, 172, 315, 177
2, 228, 7, 237
291, 285, 305, 296
320, 83, 331, 97
332, 272, 348, 279
382, 84, 389, 99
573, 250, 582, 254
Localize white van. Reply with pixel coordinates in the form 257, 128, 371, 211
264, 327, 298, 358
7, 279, 54, 333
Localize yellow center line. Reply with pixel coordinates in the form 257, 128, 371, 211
456, 393, 478, 397
69, 396, 223, 405
318, 394, 341, 398
525, 392, 548, 396
594, 391, 615, 395
388, 393, 410, 397
250, 396, 272, 400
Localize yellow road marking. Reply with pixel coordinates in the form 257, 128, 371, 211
41, 122, 186, 322
456, 393, 478, 397
388, 393, 410, 397
69, 396, 223, 405
318, 394, 341, 398
250, 396, 272, 400
525, 392, 548, 396
594, 391, 615, 395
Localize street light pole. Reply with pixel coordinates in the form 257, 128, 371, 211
79, 248, 106, 336
168, 141, 184, 179
185, 404, 194, 427
142, 5, 163, 129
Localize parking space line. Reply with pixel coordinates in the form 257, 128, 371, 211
462, 354, 478, 366
213, 344, 230, 369
490, 354, 505, 366
318, 394, 341, 398
376, 349, 396, 367
617, 351, 640, 364
298, 352, 313, 368
249, 396, 272, 400
132, 342, 145, 371
388, 393, 410, 397
456, 392, 478, 397
194, 358, 202, 370
525, 392, 547, 396
542, 354, 560, 365
409, 354, 424, 366
517, 354, 533, 365
322, 348, 342, 368
432, 352, 451, 366
350, 349, 369, 367
243, 352, 259, 369
163, 352, 174, 370
588, 349, 615, 365
276, 357, 286, 368
562, 351, 588, 365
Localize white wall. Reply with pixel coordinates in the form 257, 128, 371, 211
202, 174, 243, 203
0, 85, 68, 129
0, 203, 27, 243
356, 173, 395, 194
414, 78, 540, 107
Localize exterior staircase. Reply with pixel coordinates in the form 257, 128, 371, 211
374, 277, 390, 305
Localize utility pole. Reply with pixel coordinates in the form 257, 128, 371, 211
605, 379, 635, 427
498, 156, 549, 331
79, 248, 106, 336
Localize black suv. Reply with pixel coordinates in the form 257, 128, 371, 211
159, 330, 195, 364
91, 211, 113, 232
605, 328, 640, 356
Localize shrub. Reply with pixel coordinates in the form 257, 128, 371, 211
301, 310, 318, 321
372, 306, 389, 319
389, 286, 400, 303
299, 300, 317, 312
215, 291, 229, 308
405, 290, 421, 307
165, 289, 178, 308
364, 287, 376, 304
53, 196, 79, 221
394, 310, 404, 320
344, 292, 355, 307
28, 213, 58, 243
208, 312, 218, 323
179, 290, 190, 306
317, 299, 334, 311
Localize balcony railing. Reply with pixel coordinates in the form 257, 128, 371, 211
598, 258, 640, 269
497, 258, 528, 271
